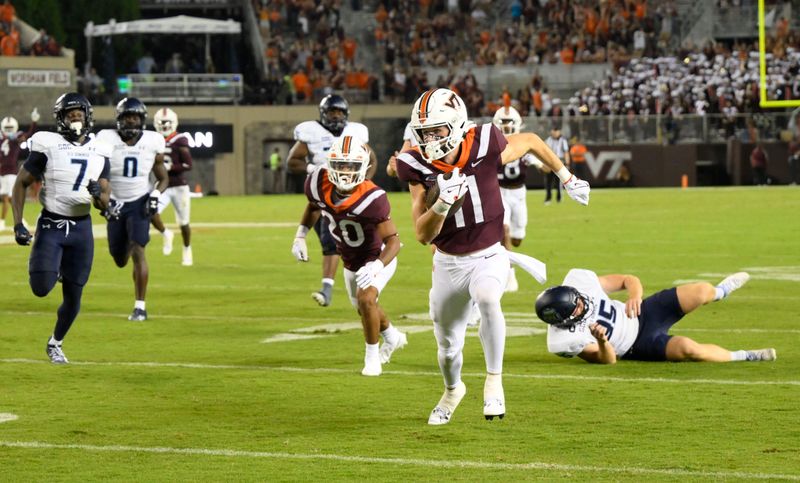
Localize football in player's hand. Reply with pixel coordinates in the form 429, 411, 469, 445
424, 171, 466, 217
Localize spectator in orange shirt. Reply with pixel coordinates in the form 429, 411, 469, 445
0, 27, 18, 56
291, 68, 311, 102
569, 136, 589, 181
375, 4, 388, 24
342, 37, 356, 65
561, 45, 574, 64
0, 0, 15, 34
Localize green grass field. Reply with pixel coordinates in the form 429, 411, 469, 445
1, 186, 799, 481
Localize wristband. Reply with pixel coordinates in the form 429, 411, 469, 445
431, 199, 451, 216
295, 225, 310, 238
556, 167, 572, 183
150, 189, 162, 198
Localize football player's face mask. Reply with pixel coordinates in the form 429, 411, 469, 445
326, 135, 370, 192
410, 88, 470, 163
65, 109, 87, 138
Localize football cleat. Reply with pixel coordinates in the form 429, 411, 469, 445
717, 272, 750, 298
484, 374, 505, 420
746, 348, 777, 361
428, 381, 466, 425
181, 246, 193, 266
162, 229, 174, 256
379, 331, 408, 364
361, 357, 382, 377
311, 291, 331, 307
46, 342, 69, 365
128, 308, 148, 321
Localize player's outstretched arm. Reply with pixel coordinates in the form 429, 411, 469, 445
292, 202, 321, 262
287, 141, 310, 174
599, 274, 643, 317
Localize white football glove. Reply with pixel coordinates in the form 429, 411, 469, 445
563, 175, 591, 206
355, 259, 384, 290
30, 108, 40, 123
291, 238, 308, 262
436, 167, 468, 206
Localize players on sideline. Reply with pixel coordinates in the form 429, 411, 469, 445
11, 93, 111, 364
150, 107, 194, 266
0, 108, 39, 231
291, 136, 407, 376
535, 269, 776, 363
492, 104, 544, 292
287, 94, 377, 307
396, 87, 590, 425
97, 98, 169, 322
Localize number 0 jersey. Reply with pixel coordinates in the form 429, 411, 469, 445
25, 131, 112, 217
547, 269, 639, 358
304, 166, 391, 271
293, 121, 369, 167
96, 129, 165, 202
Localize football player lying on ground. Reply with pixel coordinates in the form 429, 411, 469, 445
291, 136, 407, 376
535, 269, 776, 363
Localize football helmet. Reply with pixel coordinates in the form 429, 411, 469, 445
53, 92, 94, 142
1, 117, 18, 137
492, 106, 522, 135
409, 88, 470, 163
319, 94, 349, 136
153, 107, 179, 137
326, 135, 370, 192
115, 97, 148, 141
535, 286, 592, 328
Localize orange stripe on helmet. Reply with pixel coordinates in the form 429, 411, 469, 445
341, 135, 352, 155
418, 88, 438, 123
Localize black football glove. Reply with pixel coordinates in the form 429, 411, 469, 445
14, 223, 32, 246
147, 195, 159, 216
102, 200, 122, 221
87, 179, 102, 200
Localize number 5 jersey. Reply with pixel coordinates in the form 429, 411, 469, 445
546, 269, 639, 358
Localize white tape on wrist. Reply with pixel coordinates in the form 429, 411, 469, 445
431, 199, 451, 216
556, 167, 572, 183
295, 225, 310, 238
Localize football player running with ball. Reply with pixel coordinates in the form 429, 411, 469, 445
96, 98, 169, 322
536, 269, 776, 364
11, 93, 112, 364
395, 88, 590, 425
292, 136, 406, 376
287, 95, 378, 308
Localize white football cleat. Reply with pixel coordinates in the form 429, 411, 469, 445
428, 381, 466, 425
361, 357, 382, 376
181, 246, 193, 266
746, 348, 777, 361
379, 331, 408, 364
162, 229, 174, 256
717, 272, 750, 298
505, 267, 518, 292
484, 374, 505, 420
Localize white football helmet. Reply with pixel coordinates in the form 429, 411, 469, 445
1, 117, 19, 136
409, 88, 470, 163
492, 106, 522, 135
153, 107, 178, 137
326, 135, 370, 192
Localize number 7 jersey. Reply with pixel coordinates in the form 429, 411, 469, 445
546, 269, 639, 358
96, 129, 165, 202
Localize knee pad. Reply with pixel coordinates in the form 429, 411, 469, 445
439, 346, 461, 362
30, 271, 58, 297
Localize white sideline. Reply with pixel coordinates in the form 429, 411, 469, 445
0, 440, 796, 480
0, 413, 18, 424
1, 358, 797, 386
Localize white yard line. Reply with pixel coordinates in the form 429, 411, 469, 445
1, 358, 796, 386
0, 440, 795, 480
0, 414, 18, 424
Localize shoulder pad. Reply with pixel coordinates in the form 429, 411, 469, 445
29, 131, 65, 152
294, 121, 321, 142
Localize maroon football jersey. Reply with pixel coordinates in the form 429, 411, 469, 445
0, 133, 26, 175
164, 132, 193, 187
497, 156, 528, 188
396, 123, 508, 255
304, 167, 392, 271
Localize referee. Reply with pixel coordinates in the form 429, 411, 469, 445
544, 126, 570, 204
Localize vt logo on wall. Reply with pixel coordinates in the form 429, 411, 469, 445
585, 150, 631, 180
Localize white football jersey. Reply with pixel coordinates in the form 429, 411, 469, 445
293, 121, 369, 167
30, 131, 112, 217
97, 129, 165, 202
547, 269, 639, 358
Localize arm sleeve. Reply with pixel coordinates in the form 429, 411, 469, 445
23, 151, 48, 179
